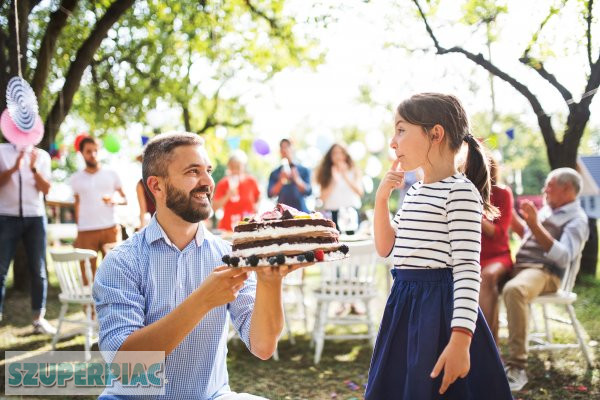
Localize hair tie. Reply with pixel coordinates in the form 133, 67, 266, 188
463, 134, 474, 143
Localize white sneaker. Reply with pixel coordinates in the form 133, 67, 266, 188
506, 366, 528, 392
32, 318, 57, 335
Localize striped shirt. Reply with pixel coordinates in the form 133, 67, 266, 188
392, 173, 483, 333
93, 216, 257, 399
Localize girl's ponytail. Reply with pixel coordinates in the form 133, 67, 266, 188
462, 134, 499, 219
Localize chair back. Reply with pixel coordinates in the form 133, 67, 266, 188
560, 250, 584, 293
318, 241, 378, 296
50, 249, 97, 300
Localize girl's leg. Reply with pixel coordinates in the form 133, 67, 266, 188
479, 262, 508, 343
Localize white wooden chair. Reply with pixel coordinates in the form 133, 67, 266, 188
312, 241, 379, 364
528, 252, 593, 367
50, 249, 99, 360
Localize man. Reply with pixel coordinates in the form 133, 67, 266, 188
93, 133, 300, 399
70, 137, 127, 278
213, 150, 261, 231
0, 143, 55, 334
267, 139, 312, 213
503, 168, 589, 391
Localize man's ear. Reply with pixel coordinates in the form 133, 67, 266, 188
430, 124, 446, 144
147, 176, 163, 201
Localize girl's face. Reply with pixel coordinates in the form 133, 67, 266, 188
331, 145, 346, 165
390, 113, 431, 171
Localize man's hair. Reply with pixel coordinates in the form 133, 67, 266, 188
547, 167, 583, 196
280, 138, 291, 147
142, 132, 205, 201
228, 149, 248, 165
79, 137, 98, 153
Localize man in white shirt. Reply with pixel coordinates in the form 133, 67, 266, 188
0, 143, 55, 334
70, 137, 127, 279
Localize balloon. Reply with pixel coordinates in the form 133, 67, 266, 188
74, 132, 89, 152
365, 155, 382, 178
226, 137, 241, 150
366, 131, 386, 153
348, 141, 367, 161
253, 139, 270, 156
315, 134, 333, 153
141, 135, 150, 146
103, 134, 121, 153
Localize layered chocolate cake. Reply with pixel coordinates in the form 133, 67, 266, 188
222, 204, 349, 267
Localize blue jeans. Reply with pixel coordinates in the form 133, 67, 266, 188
0, 215, 48, 315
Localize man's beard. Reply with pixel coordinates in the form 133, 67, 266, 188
165, 182, 212, 223
85, 159, 97, 168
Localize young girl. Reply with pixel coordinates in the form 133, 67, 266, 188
365, 93, 512, 399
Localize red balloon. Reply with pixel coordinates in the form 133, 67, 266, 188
74, 133, 89, 152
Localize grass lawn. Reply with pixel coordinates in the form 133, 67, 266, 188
0, 258, 598, 399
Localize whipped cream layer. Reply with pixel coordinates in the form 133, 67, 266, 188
232, 225, 339, 243
231, 242, 341, 258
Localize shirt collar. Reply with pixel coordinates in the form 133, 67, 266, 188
145, 215, 205, 248
551, 200, 579, 215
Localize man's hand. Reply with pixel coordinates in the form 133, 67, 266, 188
248, 263, 312, 285
196, 266, 249, 310
29, 148, 38, 170
519, 200, 539, 228
430, 332, 471, 394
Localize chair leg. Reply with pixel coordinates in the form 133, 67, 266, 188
311, 300, 322, 349
272, 346, 279, 361
566, 304, 593, 368
51, 303, 68, 351
85, 304, 92, 361
314, 301, 328, 364
542, 304, 553, 343
299, 285, 308, 334
283, 306, 295, 346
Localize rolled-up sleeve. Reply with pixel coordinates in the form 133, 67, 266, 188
544, 216, 590, 269
93, 251, 145, 354
227, 274, 257, 350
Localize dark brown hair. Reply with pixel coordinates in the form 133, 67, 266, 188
315, 144, 355, 189
396, 93, 498, 218
79, 137, 98, 153
142, 132, 205, 202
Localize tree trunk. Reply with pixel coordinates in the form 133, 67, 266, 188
579, 218, 598, 278
182, 105, 192, 132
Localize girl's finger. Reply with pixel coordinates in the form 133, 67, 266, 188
430, 355, 444, 378
390, 157, 402, 172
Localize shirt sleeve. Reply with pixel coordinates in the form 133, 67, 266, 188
38, 150, 51, 180
93, 248, 146, 356
299, 166, 312, 197
447, 182, 482, 334
544, 213, 590, 270
112, 170, 123, 190
267, 169, 279, 198
491, 187, 513, 238
213, 179, 227, 202
69, 174, 79, 195
227, 272, 257, 350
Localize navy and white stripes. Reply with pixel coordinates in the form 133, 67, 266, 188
392, 174, 483, 333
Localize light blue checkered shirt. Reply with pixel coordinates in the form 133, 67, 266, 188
93, 216, 256, 399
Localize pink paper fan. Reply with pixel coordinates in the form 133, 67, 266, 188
0, 108, 44, 147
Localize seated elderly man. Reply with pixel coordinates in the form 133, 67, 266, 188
503, 168, 589, 391
94, 133, 300, 399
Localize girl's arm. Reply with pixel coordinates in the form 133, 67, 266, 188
136, 181, 147, 228
374, 158, 404, 257
342, 168, 364, 197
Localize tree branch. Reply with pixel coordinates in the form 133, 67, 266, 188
243, 0, 278, 30
587, 0, 594, 68
31, 0, 79, 99
519, 56, 574, 106
412, 0, 557, 147
43, 0, 135, 147
521, 2, 564, 60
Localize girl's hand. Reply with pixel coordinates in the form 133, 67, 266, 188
376, 158, 404, 199
430, 331, 471, 394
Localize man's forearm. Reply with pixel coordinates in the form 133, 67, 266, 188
269, 180, 283, 197
118, 287, 212, 355
249, 280, 283, 360
0, 168, 16, 187
33, 173, 51, 195
529, 222, 554, 252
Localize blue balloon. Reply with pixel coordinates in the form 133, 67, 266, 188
226, 137, 241, 150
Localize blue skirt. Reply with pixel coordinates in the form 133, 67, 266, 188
365, 268, 513, 400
